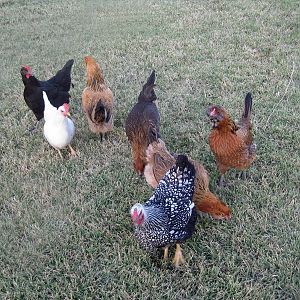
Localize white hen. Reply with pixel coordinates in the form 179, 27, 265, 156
43, 91, 76, 159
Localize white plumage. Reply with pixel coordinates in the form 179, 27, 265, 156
42, 91, 76, 158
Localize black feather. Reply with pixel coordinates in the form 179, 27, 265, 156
146, 70, 155, 86
134, 154, 196, 251
92, 101, 106, 123
43, 59, 74, 92
243, 92, 252, 119
20, 60, 74, 121
138, 70, 157, 102
175, 154, 194, 172
105, 109, 111, 123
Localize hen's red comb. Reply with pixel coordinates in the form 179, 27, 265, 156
21, 65, 32, 75
132, 208, 139, 219
210, 107, 217, 116
63, 103, 69, 113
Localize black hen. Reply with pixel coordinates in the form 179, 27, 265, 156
125, 70, 161, 175
20, 59, 74, 129
130, 154, 196, 267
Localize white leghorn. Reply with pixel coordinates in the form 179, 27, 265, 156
43, 91, 76, 159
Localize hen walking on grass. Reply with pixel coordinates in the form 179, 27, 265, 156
131, 154, 196, 267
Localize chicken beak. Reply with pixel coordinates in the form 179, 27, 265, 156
66, 112, 71, 117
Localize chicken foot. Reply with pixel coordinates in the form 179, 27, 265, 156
236, 170, 247, 180
28, 120, 40, 133
68, 145, 77, 157
218, 175, 227, 187
172, 244, 185, 267
100, 132, 109, 142
56, 149, 64, 160
241, 170, 247, 180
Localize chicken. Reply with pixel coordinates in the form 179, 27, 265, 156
125, 70, 160, 175
82, 56, 114, 141
20, 59, 74, 130
144, 138, 231, 220
207, 92, 256, 187
130, 155, 196, 267
42, 91, 76, 159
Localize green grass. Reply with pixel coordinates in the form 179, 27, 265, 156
0, 0, 299, 298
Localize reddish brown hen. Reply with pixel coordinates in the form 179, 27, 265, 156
82, 56, 114, 141
144, 138, 231, 220
125, 71, 160, 175
207, 93, 256, 187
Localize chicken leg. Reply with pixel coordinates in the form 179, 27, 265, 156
236, 170, 247, 180
56, 149, 64, 160
218, 174, 226, 187
163, 246, 169, 260
68, 145, 77, 157
29, 120, 40, 133
172, 244, 185, 267
241, 170, 247, 180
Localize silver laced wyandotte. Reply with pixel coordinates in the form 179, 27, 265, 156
130, 154, 197, 267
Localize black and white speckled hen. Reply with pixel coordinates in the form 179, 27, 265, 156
130, 154, 196, 267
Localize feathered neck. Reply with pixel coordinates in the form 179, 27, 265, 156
136, 206, 167, 230
86, 63, 105, 91
22, 75, 40, 87
44, 109, 66, 124
214, 117, 238, 133
43, 91, 66, 124
21, 75, 28, 86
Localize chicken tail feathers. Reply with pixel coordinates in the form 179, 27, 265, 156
175, 155, 195, 177
195, 191, 232, 220
243, 92, 252, 120
48, 59, 74, 92
91, 100, 110, 124
138, 70, 157, 102
62, 59, 74, 72
146, 70, 156, 86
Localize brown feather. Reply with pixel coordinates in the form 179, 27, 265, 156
125, 71, 160, 175
208, 94, 256, 176
144, 139, 231, 219
144, 139, 175, 187
82, 56, 114, 135
84, 56, 105, 91
195, 191, 231, 220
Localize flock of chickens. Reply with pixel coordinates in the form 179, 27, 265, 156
20, 56, 256, 267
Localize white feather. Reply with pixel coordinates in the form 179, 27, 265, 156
42, 91, 75, 150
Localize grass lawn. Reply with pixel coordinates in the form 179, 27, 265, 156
0, 0, 299, 299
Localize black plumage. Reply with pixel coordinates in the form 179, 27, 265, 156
131, 155, 197, 253
20, 59, 74, 122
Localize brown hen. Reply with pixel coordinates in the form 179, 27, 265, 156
82, 56, 114, 141
207, 92, 256, 187
125, 70, 160, 175
144, 138, 231, 220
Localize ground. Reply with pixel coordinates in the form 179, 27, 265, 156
0, 0, 299, 299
